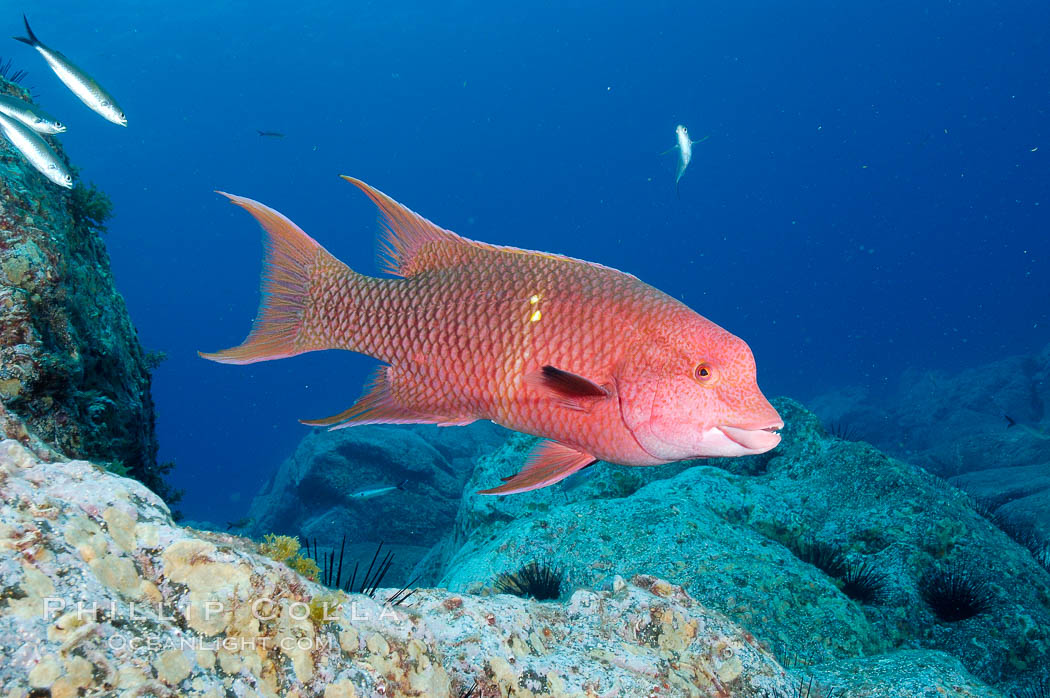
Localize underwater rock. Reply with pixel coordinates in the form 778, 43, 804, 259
810, 341, 1050, 478
245, 423, 503, 585
805, 650, 1004, 698
951, 463, 1050, 556
0, 78, 169, 502
0, 437, 824, 697
437, 398, 1050, 691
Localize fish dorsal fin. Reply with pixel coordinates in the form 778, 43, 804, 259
341, 176, 474, 277
341, 176, 641, 281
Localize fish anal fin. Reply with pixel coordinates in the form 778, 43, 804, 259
340, 176, 477, 278
300, 365, 471, 429
524, 365, 610, 412
436, 417, 478, 427
479, 441, 597, 495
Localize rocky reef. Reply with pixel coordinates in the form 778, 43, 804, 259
421, 399, 1049, 696
0, 76, 171, 503
244, 423, 505, 584
811, 343, 1050, 581
1, 437, 848, 698
810, 342, 1050, 480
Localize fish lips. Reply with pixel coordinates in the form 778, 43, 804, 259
717, 423, 783, 454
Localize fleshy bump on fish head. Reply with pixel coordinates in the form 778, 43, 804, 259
616, 314, 782, 461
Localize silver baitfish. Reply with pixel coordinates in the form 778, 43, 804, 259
0, 94, 66, 134
348, 480, 408, 499
14, 15, 127, 126
0, 109, 72, 188
670, 124, 708, 198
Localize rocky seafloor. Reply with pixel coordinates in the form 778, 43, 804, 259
0, 431, 1018, 697
220, 364, 1050, 696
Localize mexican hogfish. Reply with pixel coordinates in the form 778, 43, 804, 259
201, 177, 783, 494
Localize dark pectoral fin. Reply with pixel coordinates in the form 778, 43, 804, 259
524, 365, 610, 411
478, 441, 597, 495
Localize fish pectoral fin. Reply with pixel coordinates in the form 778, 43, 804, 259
659, 145, 679, 155
478, 441, 597, 495
524, 365, 610, 412
691, 135, 710, 146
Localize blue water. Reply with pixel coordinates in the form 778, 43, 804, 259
19, 1, 1049, 519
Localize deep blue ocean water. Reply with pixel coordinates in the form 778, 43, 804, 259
16, 1, 1049, 519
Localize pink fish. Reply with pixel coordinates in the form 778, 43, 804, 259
201, 177, 782, 494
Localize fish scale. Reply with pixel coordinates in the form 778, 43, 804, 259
201, 177, 782, 494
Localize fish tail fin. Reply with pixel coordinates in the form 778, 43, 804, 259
1005, 415, 1017, 428
13, 15, 39, 46
199, 192, 359, 365
397, 479, 408, 490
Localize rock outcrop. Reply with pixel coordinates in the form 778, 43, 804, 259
429, 399, 1050, 693
245, 423, 505, 585
0, 74, 170, 503
1, 437, 831, 698
809, 342, 1050, 480
810, 343, 1050, 571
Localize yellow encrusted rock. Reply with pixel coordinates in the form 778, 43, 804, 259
153, 648, 194, 685
102, 506, 138, 553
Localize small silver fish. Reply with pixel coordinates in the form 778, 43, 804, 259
670, 124, 708, 198
14, 15, 127, 127
0, 94, 65, 134
348, 480, 408, 499
0, 110, 72, 188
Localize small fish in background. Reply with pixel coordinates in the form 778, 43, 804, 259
349, 480, 408, 499
1005, 415, 1050, 440
0, 109, 72, 187
257, 130, 285, 138
200, 178, 782, 495
225, 516, 253, 531
667, 124, 708, 198
13, 15, 127, 126
0, 93, 64, 134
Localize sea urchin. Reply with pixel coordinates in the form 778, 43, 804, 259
920, 566, 992, 622
494, 560, 563, 601
839, 560, 889, 605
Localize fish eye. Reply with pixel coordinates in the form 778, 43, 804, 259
693, 362, 717, 385
64, 174, 72, 182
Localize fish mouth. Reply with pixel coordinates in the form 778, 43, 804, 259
718, 422, 783, 453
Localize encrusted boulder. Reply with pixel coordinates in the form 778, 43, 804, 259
0, 438, 825, 697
